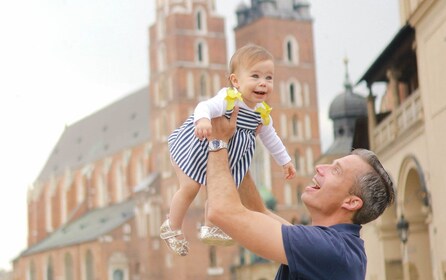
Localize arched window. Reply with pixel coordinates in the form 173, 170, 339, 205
294, 149, 300, 172
108, 252, 129, 280
297, 184, 303, 205
113, 269, 124, 280
85, 250, 94, 280
197, 42, 203, 63
64, 253, 73, 280
195, 40, 208, 65
199, 74, 207, 99
292, 115, 299, 137
195, 8, 207, 32
286, 41, 293, 61
187, 71, 194, 99
157, 44, 166, 72
306, 147, 314, 175
96, 172, 107, 207
46, 257, 54, 280
289, 83, 295, 104
304, 114, 311, 139
28, 260, 36, 280
283, 36, 299, 64
196, 11, 202, 31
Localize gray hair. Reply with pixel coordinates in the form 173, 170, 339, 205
350, 149, 395, 224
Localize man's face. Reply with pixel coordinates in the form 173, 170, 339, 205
302, 154, 370, 215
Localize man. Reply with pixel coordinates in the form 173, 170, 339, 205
206, 107, 395, 279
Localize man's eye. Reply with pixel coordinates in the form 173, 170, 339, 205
332, 168, 340, 175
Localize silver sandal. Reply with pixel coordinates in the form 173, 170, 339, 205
199, 226, 235, 246
160, 219, 189, 256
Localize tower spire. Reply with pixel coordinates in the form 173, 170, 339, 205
343, 56, 353, 92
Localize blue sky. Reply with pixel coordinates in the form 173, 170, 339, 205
0, 0, 399, 271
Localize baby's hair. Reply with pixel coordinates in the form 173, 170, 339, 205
228, 44, 273, 79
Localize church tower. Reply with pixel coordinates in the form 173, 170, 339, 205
148, 1, 239, 278
234, 0, 321, 221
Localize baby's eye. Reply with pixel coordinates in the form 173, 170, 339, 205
251, 74, 259, 78
266, 75, 273, 80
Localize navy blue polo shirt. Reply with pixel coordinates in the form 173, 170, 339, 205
275, 224, 366, 280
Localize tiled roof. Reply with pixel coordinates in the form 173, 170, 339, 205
21, 198, 135, 256
36, 86, 150, 182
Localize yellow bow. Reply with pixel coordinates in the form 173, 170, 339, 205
256, 102, 272, 125
225, 88, 243, 110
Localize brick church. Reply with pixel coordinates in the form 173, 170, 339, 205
12, 0, 320, 279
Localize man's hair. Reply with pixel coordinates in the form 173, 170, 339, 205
228, 43, 273, 77
350, 149, 395, 225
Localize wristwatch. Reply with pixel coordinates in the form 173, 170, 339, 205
208, 139, 228, 152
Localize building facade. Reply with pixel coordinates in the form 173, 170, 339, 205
12, 0, 320, 279
359, 0, 446, 279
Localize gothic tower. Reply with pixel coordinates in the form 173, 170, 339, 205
234, 0, 321, 221
148, 1, 239, 278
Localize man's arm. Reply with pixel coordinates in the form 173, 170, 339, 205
238, 172, 291, 226
206, 107, 288, 264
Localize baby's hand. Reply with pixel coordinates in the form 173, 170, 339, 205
194, 118, 212, 140
283, 161, 296, 180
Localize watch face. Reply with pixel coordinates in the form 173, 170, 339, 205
211, 140, 220, 148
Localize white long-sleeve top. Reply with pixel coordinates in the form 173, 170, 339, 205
193, 87, 291, 166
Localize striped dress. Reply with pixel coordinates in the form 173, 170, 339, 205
168, 107, 262, 187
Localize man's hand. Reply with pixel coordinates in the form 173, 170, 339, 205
210, 106, 239, 142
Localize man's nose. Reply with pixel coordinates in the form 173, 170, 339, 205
315, 164, 327, 175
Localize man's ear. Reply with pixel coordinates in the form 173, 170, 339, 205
342, 195, 363, 211
229, 73, 239, 88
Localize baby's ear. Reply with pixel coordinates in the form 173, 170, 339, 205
229, 73, 239, 88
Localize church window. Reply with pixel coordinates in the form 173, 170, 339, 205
196, 11, 202, 30
195, 8, 207, 32
289, 80, 302, 107
195, 40, 208, 65
157, 44, 166, 72
284, 183, 292, 206
46, 257, 54, 280
303, 83, 310, 106
64, 253, 73, 280
292, 115, 298, 137
199, 73, 208, 99
294, 149, 300, 172
283, 36, 299, 64
306, 147, 314, 175
85, 250, 94, 280
289, 83, 295, 104
187, 71, 194, 98
113, 270, 124, 280
28, 260, 36, 280
287, 41, 293, 61
304, 114, 311, 139
197, 43, 203, 62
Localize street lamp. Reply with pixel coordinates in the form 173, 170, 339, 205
397, 214, 410, 280
397, 214, 410, 244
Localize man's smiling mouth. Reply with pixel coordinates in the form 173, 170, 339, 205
311, 178, 321, 189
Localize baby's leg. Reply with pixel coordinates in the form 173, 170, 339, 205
168, 163, 201, 233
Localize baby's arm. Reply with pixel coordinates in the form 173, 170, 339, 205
258, 121, 295, 180
195, 118, 212, 140
193, 88, 228, 140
